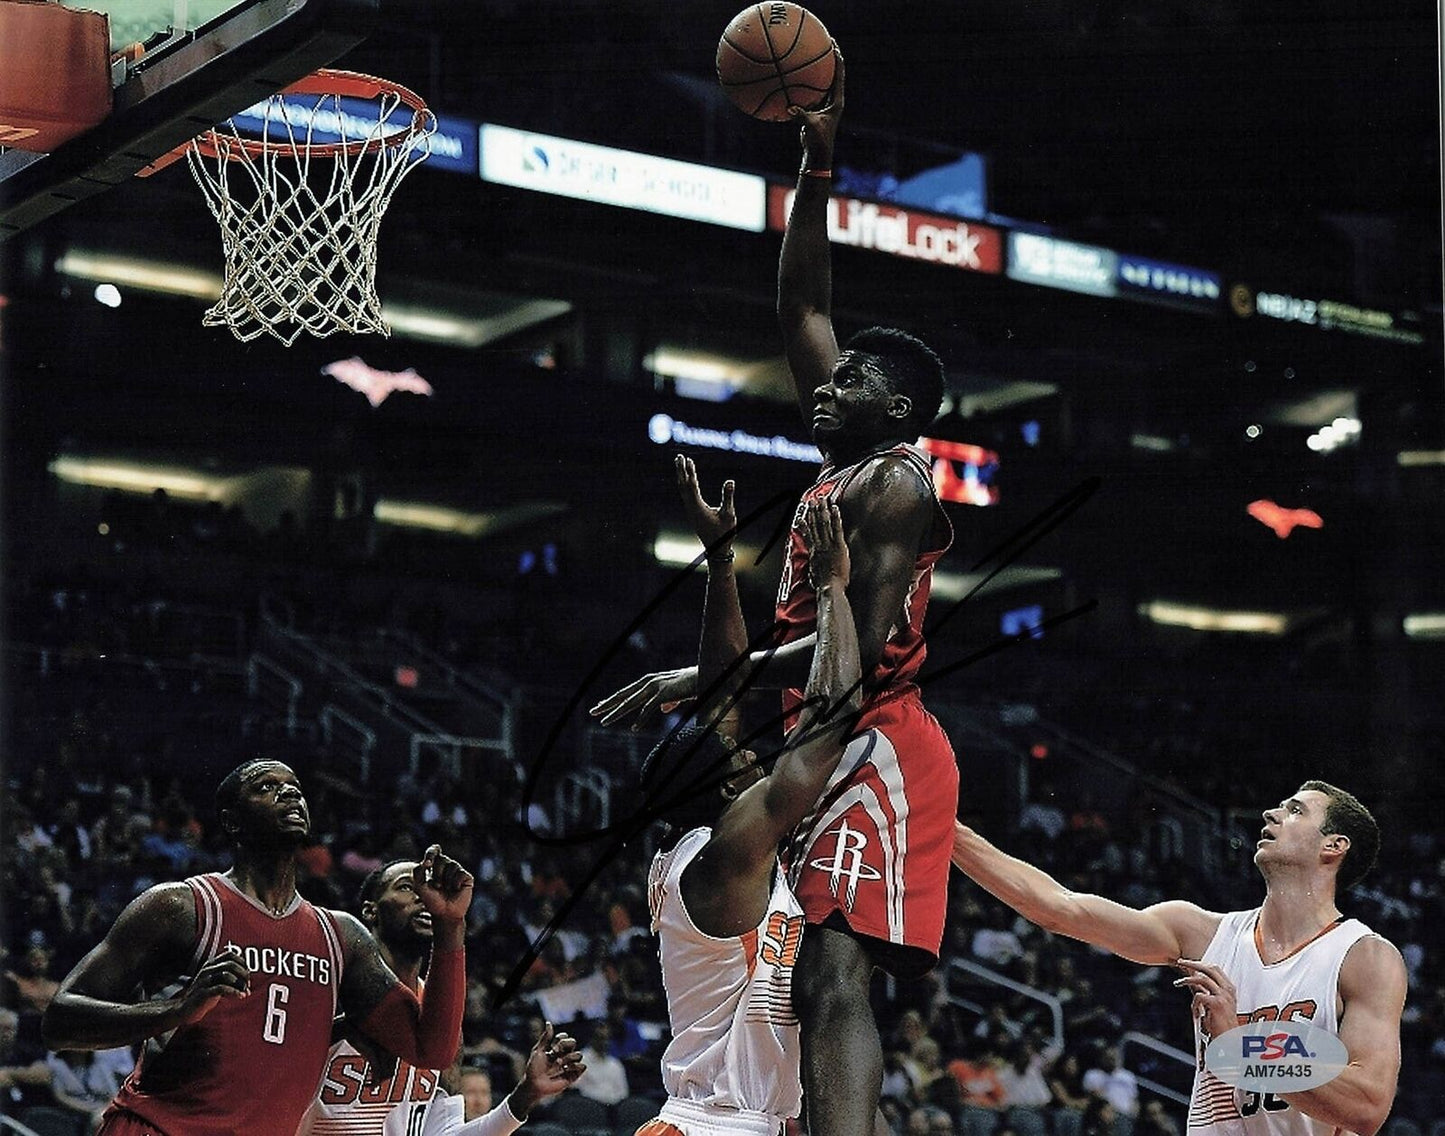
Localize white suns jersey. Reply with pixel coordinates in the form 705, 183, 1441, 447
297, 1037, 445, 1136
648, 827, 805, 1127
1187, 908, 1377, 1134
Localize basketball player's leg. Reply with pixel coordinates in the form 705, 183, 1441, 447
793, 919, 880, 1136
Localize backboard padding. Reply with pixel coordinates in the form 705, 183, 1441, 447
0, 0, 378, 239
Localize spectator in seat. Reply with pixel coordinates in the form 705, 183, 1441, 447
945, 1035, 1006, 1112
575, 1021, 629, 1107
1136, 1098, 1181, 1136
1082, 1046, 1138, 1119
996, 1038, 1054, 1111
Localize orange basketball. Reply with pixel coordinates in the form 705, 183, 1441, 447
716, 3, 836, 122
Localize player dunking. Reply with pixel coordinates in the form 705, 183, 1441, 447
299, 858, 584, 1136
594, 55, 958, 1136
950, 782, 1406, 1134
636, 457, 865, 1136
42, 760, 471, 1136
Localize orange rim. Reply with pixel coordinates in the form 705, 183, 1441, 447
190, 67, 432, 162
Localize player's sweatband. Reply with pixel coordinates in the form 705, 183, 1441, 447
358, 945, 465, 1070
454, 1096, 527, 1136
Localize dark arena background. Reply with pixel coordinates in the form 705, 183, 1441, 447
1, 0, 1442, 1132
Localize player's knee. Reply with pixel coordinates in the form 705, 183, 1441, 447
795, 925, 872, 1023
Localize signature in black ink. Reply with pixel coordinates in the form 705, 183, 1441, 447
487, 476, 1099, 1010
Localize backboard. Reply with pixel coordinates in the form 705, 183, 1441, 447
0, 0, 378, 239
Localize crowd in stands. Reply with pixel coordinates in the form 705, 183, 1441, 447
3, 541, 1441, 1133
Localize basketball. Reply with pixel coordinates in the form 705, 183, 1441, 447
716, 3, 836, 122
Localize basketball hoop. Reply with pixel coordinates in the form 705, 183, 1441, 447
174, 69, 435, 344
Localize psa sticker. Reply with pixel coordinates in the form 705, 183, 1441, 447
1204, 1018, 1350, 1093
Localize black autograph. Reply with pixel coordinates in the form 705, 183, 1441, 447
485, 475, 1100, 1009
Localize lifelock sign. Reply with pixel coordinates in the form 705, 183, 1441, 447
767, 187, 1003, 274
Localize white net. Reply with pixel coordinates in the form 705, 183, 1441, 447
187, 82, 435, 345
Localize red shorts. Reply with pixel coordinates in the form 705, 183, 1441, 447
784, 690, 958, 973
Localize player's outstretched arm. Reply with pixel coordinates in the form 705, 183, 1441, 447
950, 822, 1221, 964
342, 846, 471, 1071
1280, 935, 1405, 1134
687, 501, 862, 936
43, 882, 250, 1050
589, 457, 745, 732
778, 48, 844, 424
443, 1023, 586, 1136
500, 1022, 586, 1122
678, 455, 749, 741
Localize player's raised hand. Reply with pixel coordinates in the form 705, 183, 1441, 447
511, 1021, 586, 1116
803, 500, 850, 589
1174, 957, 1240, 1040
172, 945, 250, 1027
789, 45, 844, 168
413, 845, 473, 925
676, 455, 737, 556
589, 666, 698, 730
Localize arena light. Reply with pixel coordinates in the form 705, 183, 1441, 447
1307, 417, 1361, 453
378, 298, 571, 348
652, 531, 764, 569
930, 565, 1061, 602
1403, 614, 1445, 639
644, 347, 754, 400
1397, 450, 1445, 466
373, 499, 566, 538
48, 455, 222, 499
374, 500, 490, 536
55, 251, 223, 300
1140, 600, 1289, 635
644, 347, 753, 385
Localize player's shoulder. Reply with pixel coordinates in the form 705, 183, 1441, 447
1337, 931, 1407, 1020
843, 450, 933, 510
297, 906, 364, 974
1341, 929, 1406, 981
128, 877, 202, 917
108, 878, 204, 949
321, 906, 367, 943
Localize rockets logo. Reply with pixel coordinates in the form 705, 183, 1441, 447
808, 820, 881, 911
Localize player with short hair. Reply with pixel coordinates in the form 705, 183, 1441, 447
298, 858, 583, 1136
43, 760, 472, 1136
636, 456, 866, 1136
950, 781, 1406, 1134
593, 56, 959, 1136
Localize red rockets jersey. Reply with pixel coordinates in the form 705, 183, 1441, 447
108, 872, 346, 1136
774, 443, 952, 725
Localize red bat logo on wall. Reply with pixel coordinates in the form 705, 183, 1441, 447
322, 357, 434, 407
1247, 499, 1323, 539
